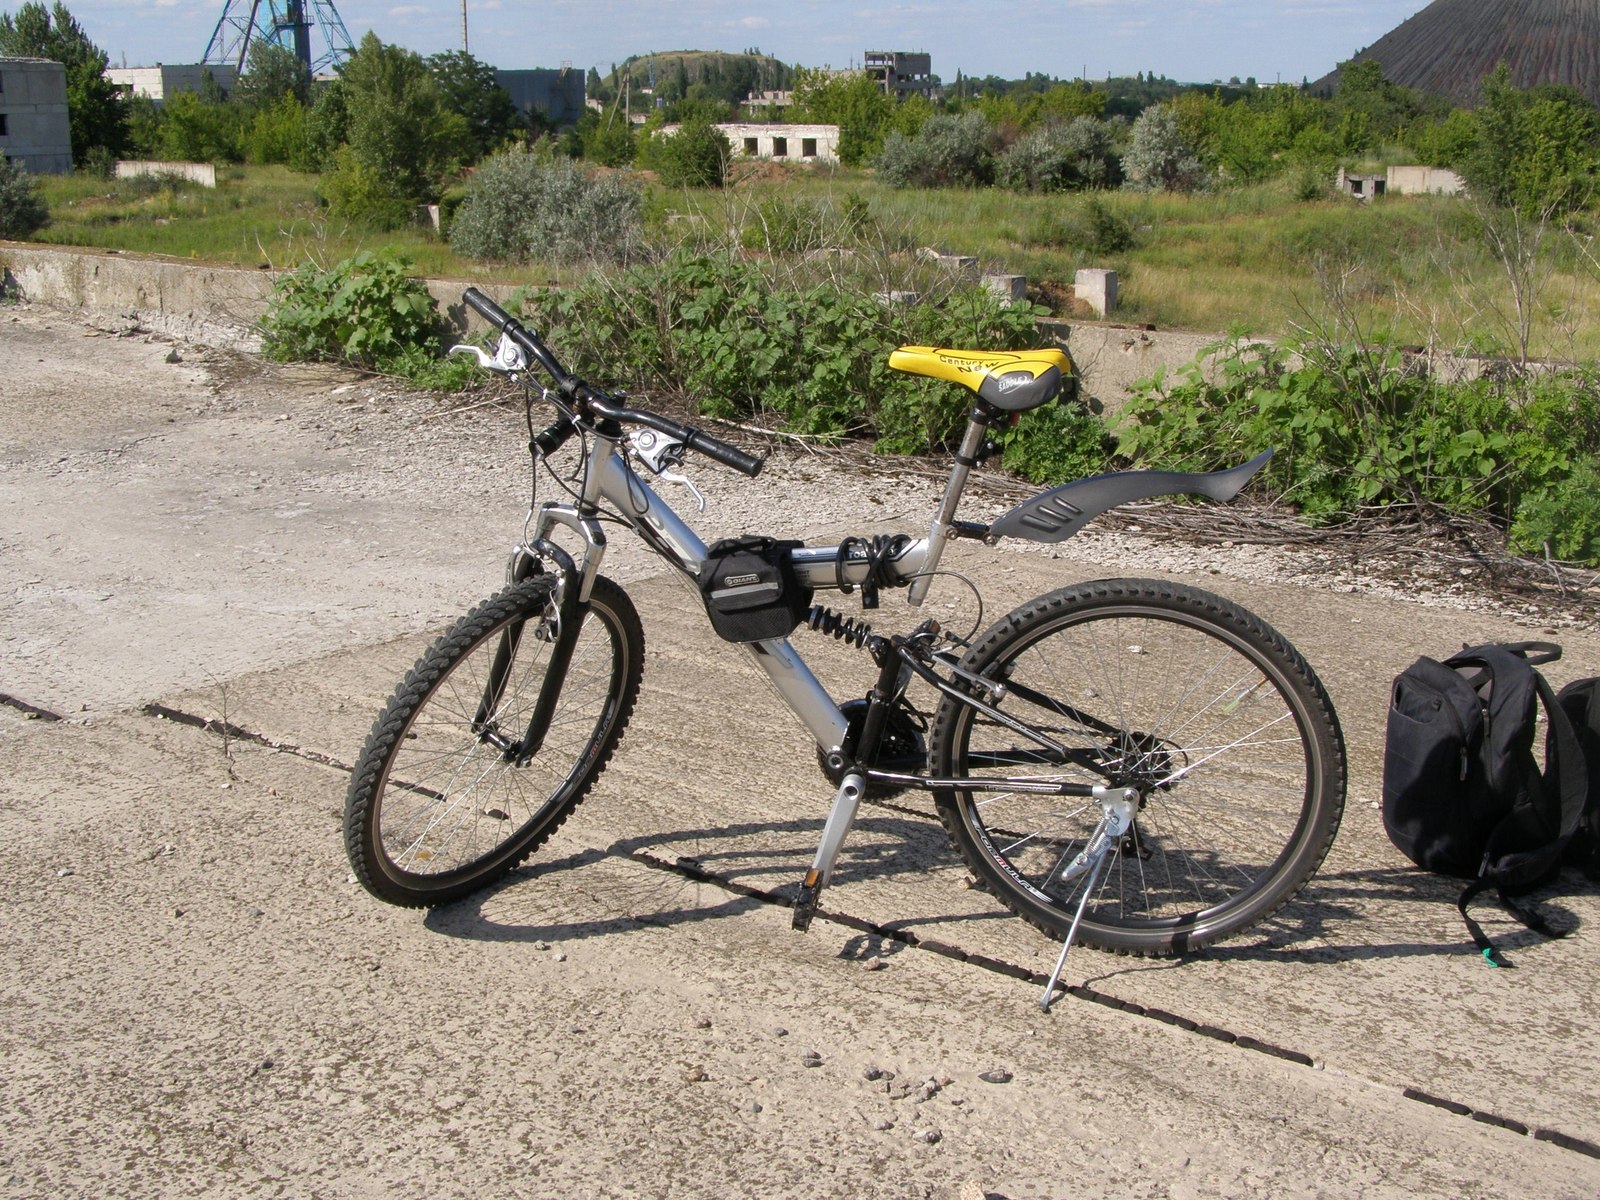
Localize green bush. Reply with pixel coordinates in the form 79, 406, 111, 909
1117, 337, 1600, 561
1027, 196, 1134, 256
448, 148, 642, 264
997, 118, 1121, 193
318, 145, 418, 231
877, 111, 997, 188
646, 120, 731, 188
519, 251, 1083, 457
1000, 400, 1115, 484
1510, 459, 1600, 563
244, 94, 310, 167
0, 156, 49, 238
740, 196, 827, 254
737, 194, 881, 255
261, 250, 441, 370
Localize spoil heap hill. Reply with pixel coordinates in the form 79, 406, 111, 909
1313, 0, 1600, 106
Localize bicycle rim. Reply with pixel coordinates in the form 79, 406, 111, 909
348, 576, 640, 904
931, 580, 1342, 954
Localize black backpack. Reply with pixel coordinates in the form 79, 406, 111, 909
1382, 641, 1589, 965
1556, 676, 1600, 877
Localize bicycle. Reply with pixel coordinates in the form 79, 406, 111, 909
342, 287, 1347, 1009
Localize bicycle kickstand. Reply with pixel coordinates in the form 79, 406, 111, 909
792, 771, 866, 932
1039, 787, 1138, 1012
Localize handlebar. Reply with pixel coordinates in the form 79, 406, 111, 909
462, 287, 763, 478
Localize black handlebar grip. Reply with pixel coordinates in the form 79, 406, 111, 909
461, 288, 571, 389
685, 429, 765, 478
462, 286, 513, 329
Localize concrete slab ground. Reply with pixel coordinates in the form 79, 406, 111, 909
2, 304, 1598, 1198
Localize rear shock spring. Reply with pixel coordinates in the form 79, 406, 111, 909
804, 605, 875, 649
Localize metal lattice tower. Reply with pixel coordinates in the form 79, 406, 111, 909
203, 0, 355, 78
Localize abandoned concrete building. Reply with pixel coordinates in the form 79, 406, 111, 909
719, 122, 840, 164
1336, 164, 1465, 200
496, 67, 586, 128
864, 50, 936, 99
105, 63, 239, 103
0, 57, 72, 173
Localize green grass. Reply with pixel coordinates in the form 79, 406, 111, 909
24, 162, 1600, 358
32, 166, 526, 281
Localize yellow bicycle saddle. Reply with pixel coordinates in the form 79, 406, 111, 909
887, 346, 1075, 412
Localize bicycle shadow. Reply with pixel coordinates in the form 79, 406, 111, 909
422, 810, 1597, 972
1078, 864, 1594, 985
422, 810, 1002, 948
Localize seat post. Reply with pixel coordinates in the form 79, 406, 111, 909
907, 403, 994, 606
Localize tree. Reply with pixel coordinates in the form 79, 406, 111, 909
158, 90, 246, 162
324, 33, 468, 224
234, 40, 311, 112
1463, 66, 1600, 215
582, 111, 636, 167
245, 93, 310, 165
0, 1, 127, 167
427, 51, 522, 163
792, 68, 894, 166
1213, 100, 1277, 184
299, 79, 349, 172
1329, 59, 1414, 151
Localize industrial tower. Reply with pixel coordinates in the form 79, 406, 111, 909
202, 0, 356, 78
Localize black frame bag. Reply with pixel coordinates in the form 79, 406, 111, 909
1382, 641, 1587, 965
698, 536, 813, 644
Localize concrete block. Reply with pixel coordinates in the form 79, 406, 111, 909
982, 274, 1027, 306
115, 161, 217, 188
919, 247, 979, 278
1074, 268, 1117, 317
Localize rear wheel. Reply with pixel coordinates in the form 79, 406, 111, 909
928, 578, 1344, 955
344, 574, 644, 907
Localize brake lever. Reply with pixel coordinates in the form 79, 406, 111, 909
448, 332, 528, 373
629, 429, 707, 512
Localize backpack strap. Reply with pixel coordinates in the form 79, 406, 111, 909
1532, 669, 1587, 848
1457, 879, 1566, 967
1467, 669, 1587, 967
1505, 641, 1564, 667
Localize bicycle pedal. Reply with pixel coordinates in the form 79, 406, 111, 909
791, 880, 821, 932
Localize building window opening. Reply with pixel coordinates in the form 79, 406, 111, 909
801, 138, 817, 158
744, 137, 758, 155
772, 136, 788, 157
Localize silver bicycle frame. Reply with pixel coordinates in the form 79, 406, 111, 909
526, 429, 949, 760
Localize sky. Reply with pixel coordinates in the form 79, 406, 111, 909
41, 0, 1431, 85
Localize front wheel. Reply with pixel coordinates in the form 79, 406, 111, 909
344, 574, 644, 907
928, 578, 1345, 956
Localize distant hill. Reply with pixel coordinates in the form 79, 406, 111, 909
1312, 0, 1600, 107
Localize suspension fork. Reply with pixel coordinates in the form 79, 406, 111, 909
474, 540, 589, 764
